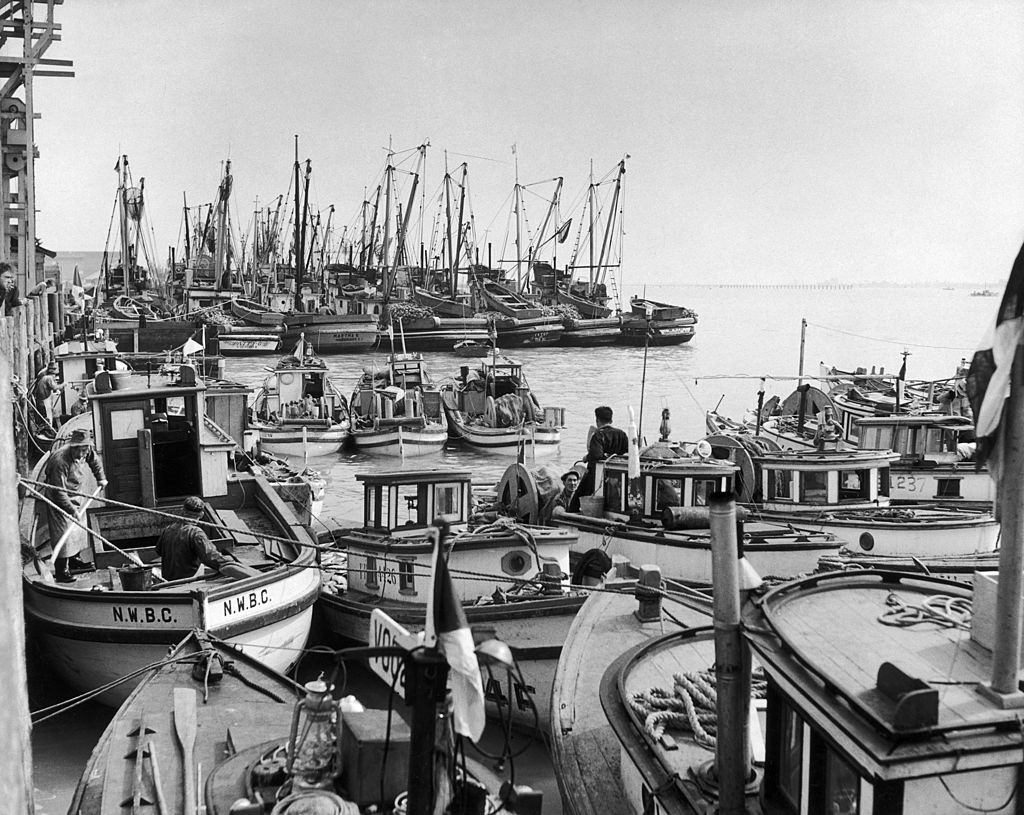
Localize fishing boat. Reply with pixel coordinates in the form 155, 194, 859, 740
707, 384, 850, 451
554, 492, 1024, 815
316, 467, 586, 731
229, 296, 286, 326
348, 352, 448, 456
441, 351, 564, 456
250, 335, 350, 457
703, 434, 999, 563
410, 283, 476, 317
383, 310, 491, 351
474, 280, 565, 347
68, 627, 526, 814
554, 283, 614, 318
619, 297, 698, 346
20, 368, 321, 707
530, 439, 840, 585
559, 315, 623, 346
214, 324, 283, 356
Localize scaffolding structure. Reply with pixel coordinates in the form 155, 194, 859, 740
0, 0, 70, 291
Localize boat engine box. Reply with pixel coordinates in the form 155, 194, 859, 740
972, 571, 1024, 656
339, 708, 411, 805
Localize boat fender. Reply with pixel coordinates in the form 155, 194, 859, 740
484, 395, 497, 427
571, 548, 613, 585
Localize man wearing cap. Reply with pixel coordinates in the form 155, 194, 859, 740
574, 405, 630, 506
555, 463, 586, 511
154, 496, 235, 581
42, 429, 107, 583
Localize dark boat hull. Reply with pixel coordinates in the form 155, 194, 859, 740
618, 315, 697, 346
283, 313, 379, 352
493, 316, 564, 347
560, 316, 622, 346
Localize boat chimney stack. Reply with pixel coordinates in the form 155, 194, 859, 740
709, 491, 756, 813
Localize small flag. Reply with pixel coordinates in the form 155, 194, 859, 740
423, 522, 485, 741
966, 239, 1024, 482
555, 218, 572, 244
895, 357, 907, 410
182, 338, 204, 356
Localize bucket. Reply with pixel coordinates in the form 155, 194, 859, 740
117, 565, 153, 591
108, 370, 132, 391
578, 495, 605, 518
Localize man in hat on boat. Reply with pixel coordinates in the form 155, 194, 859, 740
555, 463, 587, 511
42, 428, 107, 583
31, 361, 61, 428
154, 496, 252, 582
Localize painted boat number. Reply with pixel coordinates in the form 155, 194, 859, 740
485, 675, 536, 712
893, 475, 924, 492
112, 605, 176, 624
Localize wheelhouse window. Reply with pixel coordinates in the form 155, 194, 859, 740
823, 748, 860, 814
364, 555, 379, 589
434, 483, 462, 518
936, 478, 962, 499
603, 472, 623, 511
692, 479, 718, 507
778, 705, 803, 811
393, 483, 428, 527
655, 478, 683, 510
878, 467, 890, 497
859, 426, 893, 451
769, 470, 794, 501
799, 470, 829, 504
837, 469, 870, 502
398, 560, 416, 594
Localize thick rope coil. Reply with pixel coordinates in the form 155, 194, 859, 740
879, 592, 972, 630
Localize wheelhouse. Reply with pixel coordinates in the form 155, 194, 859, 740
755, 450, 898, 511
856, 414, 975, 465
355, 469, 472, 535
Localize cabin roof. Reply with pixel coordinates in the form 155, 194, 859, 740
856, 414, 974, 429
355, 469, 472, 486
88, 381, 205, 400
755, 449, 898, 467
746, 571, 1019, 753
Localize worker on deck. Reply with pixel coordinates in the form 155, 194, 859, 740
814, 409, 843, 449
42, 428, 107, 583
31, 361, 61, 428
154, 496, 255, 581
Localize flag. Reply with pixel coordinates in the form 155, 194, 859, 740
966, 239, 1024, 481
555, 218, 572, 244
895, 356, 907, 410
182, 338, 204, 356
423, 522, 486, 741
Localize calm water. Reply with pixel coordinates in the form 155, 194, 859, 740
30, 283, 995, 813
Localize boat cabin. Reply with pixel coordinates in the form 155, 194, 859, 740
89, 366, 237, 508
856, 414, 975, 465
259, 341, 343, 422
750, 449, 898, 511
52, 338, 125, 417
598, 442, 736, 519
355, 469, 472, 536
351, 355, 442, 427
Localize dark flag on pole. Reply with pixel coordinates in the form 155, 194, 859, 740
895, 356, 907, 412
555, 218, 572, 244
966, 239, 1024, 481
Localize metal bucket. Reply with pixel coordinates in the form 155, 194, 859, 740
578, 495, 605, 518
117, 565, 153, 591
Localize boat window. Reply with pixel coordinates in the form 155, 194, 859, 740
878, 467, 890, 497
434, 483, 462, 519
110, 408, 145, 440
822, 747, 860, 814
364, 555, 379, 588
692, 479, 718, 507
860, 426, 892, 451
769, 470, 794, 501
838, 469, 870, 502
655, 478, 683, 510
799, 470, 828, 504
398, 560, 415, 594
777, 704, 803, 811
603, 472, 623, 511
936, 478, 962, 498
394, 483, 429, 527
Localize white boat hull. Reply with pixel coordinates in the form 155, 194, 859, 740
350, 425, 447, 456
25, 564, 321, 706
448, 416, 561, 456
256, 424, 348, 457
218, 335, 283, 356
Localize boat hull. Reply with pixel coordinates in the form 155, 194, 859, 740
256, 423, 348, 457
350, 424, 447, 456
283, 314, 379, 353
24, 564, 320, 707
216, 334, 283, 356
559, 317, 622, 346
493, 317, 564, 347
618, 316, 696, 346
445, 409, 561, 456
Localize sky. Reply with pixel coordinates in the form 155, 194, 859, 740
29, 0, 1024, 285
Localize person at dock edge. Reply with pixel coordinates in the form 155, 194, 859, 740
0, 262, 52, 317
571, 405, 630, 511
42, 428, 107, 583
155, 496, 233, 581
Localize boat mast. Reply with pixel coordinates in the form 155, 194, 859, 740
443, 153, 453, 290
182, 192, 191, 268
381, 156, 394, 293
384, 152, 422, 305
119, 155, 131, 283
292, 137, 303, 311
588, 160, 596, 292
595, 159, 625, 286
214, 159, 231, 291
513, 145, 522, 290
452, 163, 468, 298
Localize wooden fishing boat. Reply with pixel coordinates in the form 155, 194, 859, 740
704, 435, 999, 561
229, 296, 286, 326
51, 338, 129, 418
282, 311, 379, 353
474, 279, 545, 319
554, 284, 613, 319
559, 315, 622, 346
348, 353, 448, 456
491, 314, 565, 347
619, 296, 698, 346
384, 314, 490, 351
214, 328, 283, 356
21, 369, 321, 708
69, 628, 519, 814
409, 284, 476, 317
250, 335, 350, 457
316, 468, 586, 732
706, 384, 850, 451
441, 352, 564, 456
531, 439, 840, 585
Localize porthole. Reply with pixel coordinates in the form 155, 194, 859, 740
501, 550, 530, 576
859, 532, 875, 552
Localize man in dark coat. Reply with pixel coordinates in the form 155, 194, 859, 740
573, 405, 631, 508
154, 496, 233, 581
42, 428, 107, 582
0, 263, 52, 317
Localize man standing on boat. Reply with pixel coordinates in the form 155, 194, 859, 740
42, 429, 107, 583
573, 406, 630, 509
155, 496, 251, 581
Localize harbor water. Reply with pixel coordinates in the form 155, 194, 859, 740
30, 281, 995, 813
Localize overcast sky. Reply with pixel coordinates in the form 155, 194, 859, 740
31, 0, 1024, 284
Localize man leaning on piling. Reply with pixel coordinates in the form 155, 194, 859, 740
0, 262, 53, 317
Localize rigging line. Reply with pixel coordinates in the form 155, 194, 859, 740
804, 320, 975, 352
445, 150, 511, 165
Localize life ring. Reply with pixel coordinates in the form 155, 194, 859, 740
279, 372, 295, 386
484, 395, 497, 427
